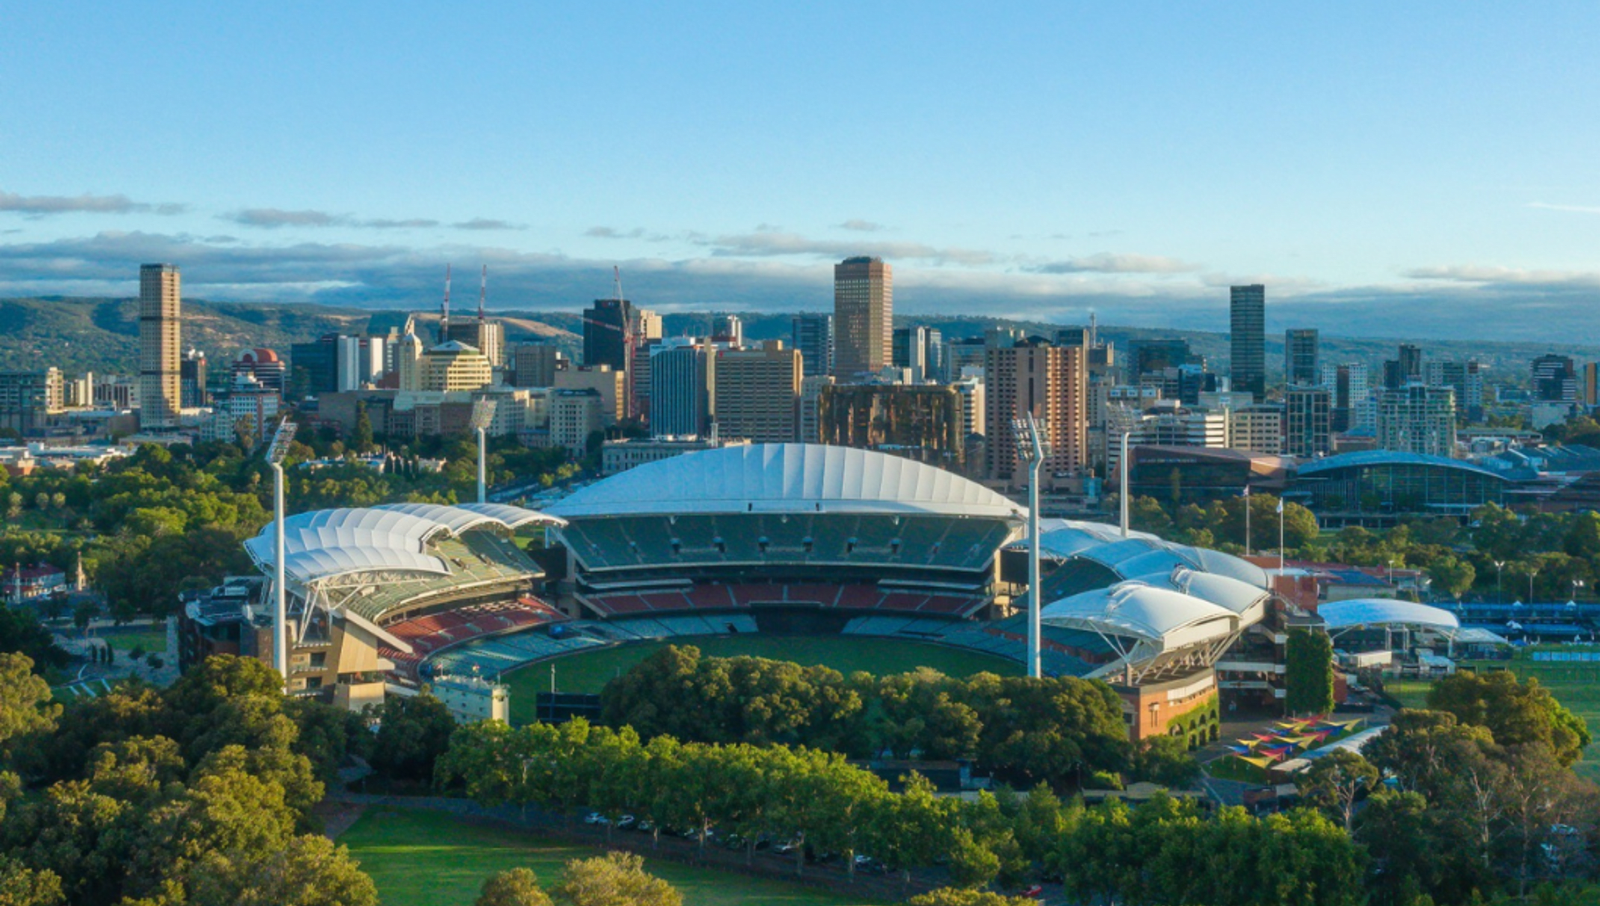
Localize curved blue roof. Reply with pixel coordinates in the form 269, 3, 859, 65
1295, 450, 1508, 481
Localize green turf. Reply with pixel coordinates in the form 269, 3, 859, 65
94, 628, 167, 654
341, 807, 885, 906
1388, 653, 1600, 782
507, 636, 1022, 724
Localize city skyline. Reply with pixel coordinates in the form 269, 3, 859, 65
3, 4, 1600, 342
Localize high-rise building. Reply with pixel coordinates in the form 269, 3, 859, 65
710, 314, 744, 348
713, 342, 801, 442
180, 349, 208, 408
1284, 328, 1319, 387
418, 341, 493, 393
510, 343, 565, 388
582, 297, 634, 370
1383, 344, 1424, 390
549, 389, 605, 458
1229, 405, 1284, 455
818, 383, 965, 466
892, 326, 929, 383
833, 257, 892, 377
1229, 284, 1265, 397
983, 339, 1088, 487
790, 313, 834, 379
1584, 363, 1600, 409
1532, 354, 1579, 403
0, 369, 63, 435
445, 319, 504, 368
1129, 338, 1196, 377
943, 337, 988, 381
649, 339, 714, 437
797, 375, 834, 443
138, 263, 182, 430
1378, 384, 1457, 457
1320, 362, 1369, 433
552, 366, 627, 425
1284, 386, 1332, 457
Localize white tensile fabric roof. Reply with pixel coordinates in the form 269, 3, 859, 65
248, 503, 553, 585
1041, 581, 1241, 652
1319, 598, 1461, 634
546, 443, 1025, 519
1027, 520, 1270, 589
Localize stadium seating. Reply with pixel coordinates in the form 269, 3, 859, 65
580, 582, 989, 619
381, 597, 565, 677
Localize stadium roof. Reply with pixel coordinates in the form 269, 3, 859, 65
1024, 521, 1270, 589
1319, 598, 1461, 634
546, 443, 1025, 520
1041, 581, 1241, 652
246, 503, 553, 586
1295, 450, 1508, 481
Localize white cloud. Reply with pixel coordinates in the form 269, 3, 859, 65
0, 189, 186, 216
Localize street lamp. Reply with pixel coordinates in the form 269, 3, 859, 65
265, 418, 298, 691
1529, 568, 1539, 605
1012, 413, 1050, 680
469, 398, 498, 504
1494, 560, 1505, 605
1573, 578, 1585, 602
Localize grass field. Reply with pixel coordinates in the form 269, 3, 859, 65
506, 636, 1022, 724
1387, 652, 1600, 782
93, 627, 167, 654
341, 807, 885, 906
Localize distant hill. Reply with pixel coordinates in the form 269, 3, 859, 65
2, 297, 1593, 389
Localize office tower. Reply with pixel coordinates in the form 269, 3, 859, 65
713, 342, 801, 442
797, 375, 834, 443
1129, 338, 1196, 377
549, 390, 605, 458
1284, 386, 1332, 457
1229, 405, 1284, 455
444, 319, 504, 368
511, 343, 565, 388
944, 337, 987, 380
180, 349, 207, 408
138, 263, 181, 430
583, 297, 634, 370
791, 313, 834, 379
1532, 354, 1579, 403
1383, 344, 1424, 390
418, 341, 493, 392
650, 339, 714, 437
1585, 363, 1600, 409
952, 373, 985, 440
983, 338, 1088, 486
1229, 284, 1265, 397
892, 326, 928, 383
335, 336, 363, 392
0, 368, 63, 435
1284, 328, 1319, 387
1378, 385, 1457, 456
289, 334, 343, 395
1125, 405, 1229, 448
833, 256, 892, 377
631, 308, 663, 344
1319, 362, 1366, 433
552, 366, 627, 425
395, 331, 425, 392
231, 349, 286, 396
818, 384, 965, 466
710, 314, 743, 348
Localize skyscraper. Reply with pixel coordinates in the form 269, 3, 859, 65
713, 342, 801, 442
790, 313, 834, 379
138, 263, 181, 430
892, 326, 928, 383
649, 339, 714, 437
1229, 284, 1265, 397
983, 339, 1088, 487
582, 297, 633, 370
1284, 328, 1319, 387
833, 257, 892, 378
1378, 385, 1457, 457
1284, 386, 1332, 457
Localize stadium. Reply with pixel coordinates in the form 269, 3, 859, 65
222, 443, 1274, 741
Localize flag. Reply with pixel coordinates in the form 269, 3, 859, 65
1276, 498, 1284, 514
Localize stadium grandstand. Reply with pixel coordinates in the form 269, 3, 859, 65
545, 443, 1025, 622
234, 502, 566, 708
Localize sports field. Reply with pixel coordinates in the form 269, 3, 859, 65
341, 807, 885, 906
505, 636, 1022, 724
1387, 651, 1600, 782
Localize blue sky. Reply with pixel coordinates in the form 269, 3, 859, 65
3, 2, 1599, 336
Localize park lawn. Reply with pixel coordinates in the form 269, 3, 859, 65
341, 807, 885, 906
1385, 679, 1432, 710
507, 636, 1022, 723
95, 628, 167, 654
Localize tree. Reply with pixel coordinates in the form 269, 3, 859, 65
0, 654, 59, 766
185, 835, 378, 906
351, 402, 375, 455
1427, 670, 1591, 766
1296, 750, 1378, 832
1428, 556, 1476, 601
1129, 735, 1201, 789
476, 868, 553, 906
552, 852, 680, 906
371, 692, 457, 782
0, 610, 67, 673
0, 856, 64, 906
908, 890, 1033, 906
1284, 629, 1334, 715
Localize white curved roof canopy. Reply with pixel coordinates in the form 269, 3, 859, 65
1319, 599, 1461, 634
546, 443, 1025, 519
1041, 581, 1241, 653
1026, 520, 1270, 590
249, 502, 553, 585
1127, 568, 1271, 619
455, 501, 568, 528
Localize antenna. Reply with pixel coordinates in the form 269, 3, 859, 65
1088, 309, 1099, 348
478, 265, 487, 323
441, 264, 453, 341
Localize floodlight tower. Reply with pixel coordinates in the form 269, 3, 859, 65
265, 418, 298, 689
470, 399, 498, 504
1108, 404, 1142, 538
1012, 413, 1049, 679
